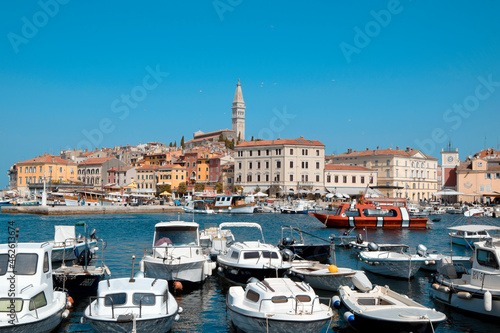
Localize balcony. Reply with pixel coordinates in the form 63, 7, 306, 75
298, 181, 314, 185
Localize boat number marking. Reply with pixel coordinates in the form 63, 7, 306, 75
472, 270, 484, 282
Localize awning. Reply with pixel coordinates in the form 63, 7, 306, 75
434, 189, 464, 196
326, 186, 381, 196
242, 186, 256, 193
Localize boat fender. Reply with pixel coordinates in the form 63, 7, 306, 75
431, 283, 440, 290
66, 296, 74, 308
80, 317, 86, 324
62, 309, 70, 318
328, 265, 338, 273
178, 306, 183, 314
352, 272, 372, 292
175, 314, 180, 321
484, 290, 492, 312
457, 291, 472, 299
341, 213, 346, 218
438, 285, 450, 293
332, 296, 341, 309
218, 266, 223, 272
344, 311, 355, 323
104, 265, 111, 277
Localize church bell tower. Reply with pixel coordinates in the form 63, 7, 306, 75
231, 79, 246, 142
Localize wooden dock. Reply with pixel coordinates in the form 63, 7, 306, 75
0, 205, 184, 215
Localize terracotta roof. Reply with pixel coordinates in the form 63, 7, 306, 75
324, 164, 374, 171
474, 148, 500, 158
236, 137, 324, 148
137, 165, 159, 171
18, 154, 76, 165
78, 157, 114, 165
456, 160, 500, 172
333, 148, 437, 160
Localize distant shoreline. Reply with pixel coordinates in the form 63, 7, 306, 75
0, 205, 184, 216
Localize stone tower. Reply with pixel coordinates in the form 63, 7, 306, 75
231, 79, 245, 142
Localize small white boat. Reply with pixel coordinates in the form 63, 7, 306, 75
431, 237, 500, 318
139, 221, 215, 283
217, 223, 292, 285
0, 242, 69, 333
349, 236, 408, 254
83, 275, 180, 332
227, 277, 334, 333
199, 223, 236, 259
416, 245, 472, 273
183, 200, 215, 214
280, 200, 309, 214
337, 272, 446, 333
212, 195, 256, 214
464, 207, 485, 217
288, 261, 360, 292
448, 225, 500, 248
358, 244, 426, 279
48, 225, 98, 262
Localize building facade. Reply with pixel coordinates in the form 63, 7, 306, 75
456, 157, 500, 204
77, 157, 126, 188
329, 147, 438, 201
324, 165, 378, 196
440, 145, 460, 189
234, 137, 325, 194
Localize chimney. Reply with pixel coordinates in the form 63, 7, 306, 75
366, 147, 369, 150
347, 148, 352, 154
376, 146, 379, 150
406, 146, 410, 152
396, 146, 399, 150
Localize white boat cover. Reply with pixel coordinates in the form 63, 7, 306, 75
54, 225, 76, 243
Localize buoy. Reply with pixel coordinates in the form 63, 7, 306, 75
66, 296, 74, 308
484, 290, 492, 312
438, 285, 450, 293
175, 314, 180, 321
62, 309, 70, 318
344, 311, 355, 323
104, 265, 111, 276
332, 296, 341, 309
178, 306, 183, 314
328, 265, 338, 273
173, 281, 183, 291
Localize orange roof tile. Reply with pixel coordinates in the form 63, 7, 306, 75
334, 148, 437, 160
18, 154, 76, 165
137, 165, 159, 171
78, 157, 114, 165
236, 137, 324, 148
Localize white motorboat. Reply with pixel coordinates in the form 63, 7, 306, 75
199, 223, 235, 260
358, 243, 426, 279
227, 277, 334, 333
48, 225, 98, 262
288, 261, 360, 292
83, 275, 180, 332
0, 242, 69, 333
280, 199, 309, 214
211, 195, 256, 214
217, 223, 292, 285
183, 200, 215, 214
416, 245, 472, 273
448, 225, 500, 248
336, 272, 446, 333
464, 207, 485, 217
349, 236, 408, 254
431, 237, 500, 318
139, 221, 215, 283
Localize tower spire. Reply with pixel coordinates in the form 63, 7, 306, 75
232, 79, 246, 142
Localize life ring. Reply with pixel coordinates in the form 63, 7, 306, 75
341, 213, 346, 218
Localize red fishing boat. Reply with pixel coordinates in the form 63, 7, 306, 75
310, 197, 428, 229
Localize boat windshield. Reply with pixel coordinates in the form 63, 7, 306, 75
13, 254, 38, 275
0, 254, 8, 276
132, 293, 156, 306
154, 227, 198, 247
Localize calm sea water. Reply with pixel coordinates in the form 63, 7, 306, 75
1, 210, 500, 333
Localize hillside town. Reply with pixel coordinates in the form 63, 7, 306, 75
2, 80, 500, 207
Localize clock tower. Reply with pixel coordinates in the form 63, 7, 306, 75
440, 142, 459, 188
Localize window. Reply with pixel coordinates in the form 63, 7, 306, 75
370, 177, 374, 184
386, 169, 390, 177
276, 161, 281, 168
290, 161, 293, 168
316, 175, 320, 182
374, 160, 378, 166
257, 162, 261, 169
60, 167, 63, 173
0, 298, 23, 312
496, 173, 500, 179
105, 293, 127, 306
19, 177, 22, 184
343, 176, 347, 183
193, 162, 196, 167
258, 150, 261, 156
480, 185, 485, 192
265, 174, 269, 181
334, 175, 339, 183
363, 161, 367, 167
257, 174, 261, 182
352, 176, 356, 183
316, 162, 320, 169
477, 249, 499, 269
133, 293, 156, 306
247, 174, 252, 182
231, 251, 239, 259
29, 292, 47, 310
249, 151, 253, 157
265, 161, 269, 169
244, 252, 260, 259
316, 150, 320, 156
14, 254, 38, 275
266, 150, 269, 156
19, 168, 22, 174
327, 175, 331, 183
276, 149, 281, 155
478, 162, 483, 167
386, 160, 390, 166
485, 173, 492, 179
187, 162, 190, 167
43, 253, 49, 273
238, 162, 242, 170
290, 175, 293, 181
246, 290, 260, 302
262, 251, 279, 259
290, 149, 294, 155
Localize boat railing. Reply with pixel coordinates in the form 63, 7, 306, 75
89, 294, 167, 319
8, 297, 41, 323
257, 296, 331, 315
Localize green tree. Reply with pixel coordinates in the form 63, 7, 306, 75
169, 142, 173, 147
180, 136, 185, 149
174, 141, 177, 147
214, 182, 223, 193
218, 134, 224, 142
251, 136, 254, 141
194, 182, 205, 192
177, 182, 187, 196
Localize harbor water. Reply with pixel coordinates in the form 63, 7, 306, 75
1, 211, 500, 333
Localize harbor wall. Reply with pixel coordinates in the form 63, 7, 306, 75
0, 205, 184, 215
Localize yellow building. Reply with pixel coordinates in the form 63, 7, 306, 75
158, 165, 187, 190
16, 154, 77, 196
457, 157, 500, 204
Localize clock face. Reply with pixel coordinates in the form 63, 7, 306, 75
447, 156, 454, 163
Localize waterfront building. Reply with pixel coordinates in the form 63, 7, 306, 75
208, 154, 234, 185
329, 147, 438, 201
16, 154, 78, 196
323, 165, 380, 197
106, 166, 137, 188
456, 149, 500, 204
136, 165, 159, 194
234, 137, 325, 194
157, 165, 187, 191
77, 157, 126, 188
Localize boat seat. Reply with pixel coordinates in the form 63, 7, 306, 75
437, 257, 458, 279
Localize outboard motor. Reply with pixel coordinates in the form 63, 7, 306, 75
367, 242, 379, 251
356, 234, 363, 244
282, 237, 294, 246
417, 244, 428, 257
282, 249, 295, 262
90, 228, 97, 240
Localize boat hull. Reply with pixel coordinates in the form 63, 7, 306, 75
51, 240, 97, 262
359, 257, 424, 279
53, 270, 105, 296
289, 268, 357, 292
309, 212, 428, 229
214, 205, 255, 214
86, 314, 177, 333
277, 244, 331, 263
142, 257, 209, 283
217, 264, 289, 285
228, 307, 329, 333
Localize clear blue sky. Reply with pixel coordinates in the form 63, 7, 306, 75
1, 1, 500, 188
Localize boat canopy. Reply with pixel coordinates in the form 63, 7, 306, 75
447, 225, 500, 232
219, 222, 264, 243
